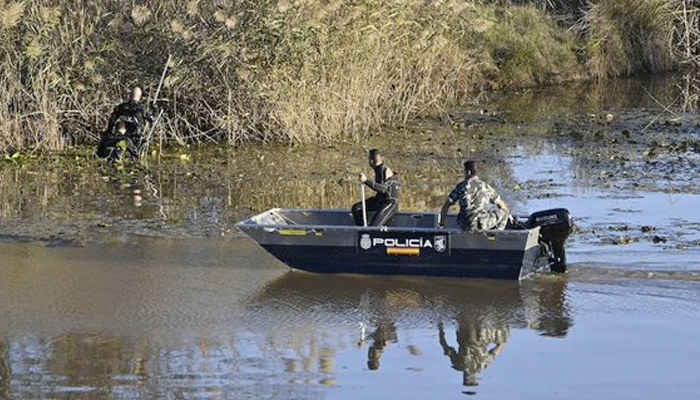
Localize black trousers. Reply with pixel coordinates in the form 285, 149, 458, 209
351, 196, 398, 227
96, 134, 141, 160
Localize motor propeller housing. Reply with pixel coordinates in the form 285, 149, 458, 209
526, 208, 574, 273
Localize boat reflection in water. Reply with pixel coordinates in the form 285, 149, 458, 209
251, 272, 572, 389
0, 251, 571, 399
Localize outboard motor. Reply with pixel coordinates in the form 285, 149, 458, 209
527, 208, 573, 273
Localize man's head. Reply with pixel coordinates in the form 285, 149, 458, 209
368, 148, 383, 168
367, 346, 382, 370
463, 372, 479, 387
464, 160, 478, 178
130, 87, 143, 103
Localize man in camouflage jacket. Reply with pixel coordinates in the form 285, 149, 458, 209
439, 160, 511, 231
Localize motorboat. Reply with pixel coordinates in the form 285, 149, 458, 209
235, 208, 573, 280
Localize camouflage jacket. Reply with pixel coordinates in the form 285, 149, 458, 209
447, 176, 502, 230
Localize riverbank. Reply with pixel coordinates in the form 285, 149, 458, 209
1, 0, 698, 153
1, 76, 699, 255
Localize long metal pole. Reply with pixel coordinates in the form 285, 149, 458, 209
361, 184, 368, 227
153, 54, 172, 107
140, 109, 163, 159
141, 54, 171, 160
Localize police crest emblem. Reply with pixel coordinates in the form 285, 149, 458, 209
434, 235, 447, 253
360, 234, 372, 250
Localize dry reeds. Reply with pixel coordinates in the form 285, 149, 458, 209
582, 0, 676, 79
672, 0, 700, 67
1, 0, 698, 154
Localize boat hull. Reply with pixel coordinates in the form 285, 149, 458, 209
262, 244, 534, 280
236, 209, 545, 280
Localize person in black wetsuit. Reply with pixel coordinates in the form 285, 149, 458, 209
97, 87, 156, 160
351, 149, 400, 226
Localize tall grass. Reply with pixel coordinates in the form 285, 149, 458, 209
0, 0, 697, 153
583, 0, 676, 79
484, 6, 580, 86
671, 0, 700, 67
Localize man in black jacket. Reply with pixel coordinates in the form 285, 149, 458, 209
351, 149, 400, 226
97, 87, 156, 159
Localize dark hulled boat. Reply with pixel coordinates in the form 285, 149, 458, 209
236, 208, 573, 280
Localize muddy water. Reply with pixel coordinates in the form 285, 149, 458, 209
2, 76, 700, 399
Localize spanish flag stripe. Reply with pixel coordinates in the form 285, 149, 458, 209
278, 229, 308, 236
386, 247, 420, 256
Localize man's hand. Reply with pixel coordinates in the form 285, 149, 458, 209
439, 199, 451, 230
489, 343, 504, 356
359, 173, 367, 183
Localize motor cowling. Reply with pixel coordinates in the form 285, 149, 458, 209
527, 208, 573, 273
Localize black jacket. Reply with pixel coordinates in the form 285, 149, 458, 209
364, 163, 400, 202
106, 100, 155, 138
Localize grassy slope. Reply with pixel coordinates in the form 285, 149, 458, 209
0, 0, 692, 153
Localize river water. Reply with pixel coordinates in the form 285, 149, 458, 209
1, 77, 700, 399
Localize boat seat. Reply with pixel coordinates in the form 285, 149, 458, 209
278, 213, 298, 225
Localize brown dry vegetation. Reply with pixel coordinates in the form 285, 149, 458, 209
0, 0, 699, 153
583, 0, 676, 78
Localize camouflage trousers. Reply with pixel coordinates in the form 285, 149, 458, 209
459, 209, 510, 231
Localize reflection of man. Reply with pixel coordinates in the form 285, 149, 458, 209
360, 320, 398, 371
438, 320, 509, 386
